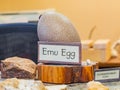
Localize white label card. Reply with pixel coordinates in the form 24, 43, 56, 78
95, 69, 120, 81
38, 42, 81, 64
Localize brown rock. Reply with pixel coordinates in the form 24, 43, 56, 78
1, 56, 37, 79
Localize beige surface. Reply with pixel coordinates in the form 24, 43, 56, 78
46, 85, 67, 90
82, 40, 111, 62
81, 40, 94, 49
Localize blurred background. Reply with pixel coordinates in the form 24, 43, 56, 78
1, 0, 120, 43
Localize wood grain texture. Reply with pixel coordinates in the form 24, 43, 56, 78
38, 64, 73, 84
80, 65, 94, 82
37, 64, 94, 83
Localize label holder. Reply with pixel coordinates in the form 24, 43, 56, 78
38, 41, 81, 65
94, 68, 120, 82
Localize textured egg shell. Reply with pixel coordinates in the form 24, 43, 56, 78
37, 11, 80, 42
